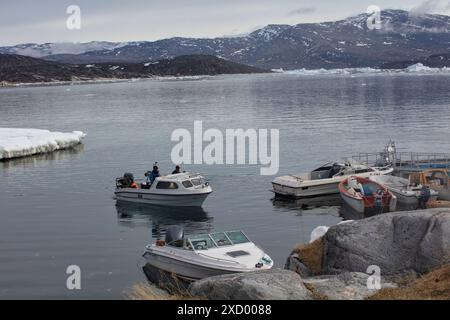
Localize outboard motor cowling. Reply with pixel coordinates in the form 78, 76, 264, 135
116, 172, 135, 188
165, 226, 184, 247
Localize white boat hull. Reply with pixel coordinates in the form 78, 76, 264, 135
142, 240, 273, 284
143, 252, 245, 282
272, 180, 339, 198
341, 192, 397, 214
391, 190, 438, 208
437, 189, 450, 201
115, 189, 211, 207
340, 192, 366, 213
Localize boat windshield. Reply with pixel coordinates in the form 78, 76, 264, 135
210, 232, 232, 247
187, 234, 216, 251
224, 231, 250, 244
191, 178, 205, 186
186, 231, 250, 251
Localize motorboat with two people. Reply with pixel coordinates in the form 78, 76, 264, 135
339, 176, 397, 215
142, 226, 273, 285
369, 175, 439, 210
272, 159, 393, 198
114, 166, 212, 207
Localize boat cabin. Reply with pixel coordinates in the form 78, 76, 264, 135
116, 172, 208, 190
310, 161, 374, 180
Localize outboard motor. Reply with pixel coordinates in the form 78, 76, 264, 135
165, 226, 184, 247
116, 173, 135, 188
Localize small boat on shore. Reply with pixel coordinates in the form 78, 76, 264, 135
142, 227, 273, 284
409, 169, 450, 201
369, 175, 438, 209
272, 159, 393, 198
114, 172, 212, 207
339, 176, 397, 215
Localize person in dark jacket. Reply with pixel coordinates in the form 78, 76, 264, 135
172, 165, 181, 175
418, 185, 431, 209
146, 165, 160, 184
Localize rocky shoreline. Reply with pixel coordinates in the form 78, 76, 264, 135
138, 208, 450, 300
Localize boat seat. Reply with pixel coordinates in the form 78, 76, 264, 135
347, 188, 361, 197
348, 178, 359, 190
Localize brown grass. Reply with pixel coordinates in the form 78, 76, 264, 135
427, 200, 450, 209
293, 237, 324, 275
303, 282, 329, 300
368, 265, 450, 300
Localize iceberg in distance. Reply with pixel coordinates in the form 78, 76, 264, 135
0, 128, 86, 160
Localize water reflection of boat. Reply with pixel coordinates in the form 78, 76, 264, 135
272, 194, 341, 211
115, 201, 213, 238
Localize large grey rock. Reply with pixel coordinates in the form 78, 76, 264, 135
189, 269, 312, 300
323, 209, 450, 275
303, 272, 397, 300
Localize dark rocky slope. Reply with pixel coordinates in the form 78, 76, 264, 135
0, 54, 269, 84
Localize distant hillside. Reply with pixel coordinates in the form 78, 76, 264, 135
20, 9, 450, 70
0, 54, 269, 84
381, 53, 450, 69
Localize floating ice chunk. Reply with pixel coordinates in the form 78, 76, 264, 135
282, 65, 450, 76
309, 220, 354, 243
0, 128, 86, 160
310, 226, 329, 243
406, 63, 431, 72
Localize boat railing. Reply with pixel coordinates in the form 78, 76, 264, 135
352, 152, 450, 170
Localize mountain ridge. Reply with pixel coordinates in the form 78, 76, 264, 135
2, 9, 450, 69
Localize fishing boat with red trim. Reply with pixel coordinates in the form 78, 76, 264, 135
339, 176, 397, 215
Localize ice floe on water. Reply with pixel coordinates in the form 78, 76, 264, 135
309, 220, 354, 243
274, 63, 450, 76
0, 128, 86, 160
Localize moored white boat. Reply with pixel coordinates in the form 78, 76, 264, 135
272, 159, 393, 198
114, 172, 212, 207
142, 227, 273, 283
369, 175, 438, 208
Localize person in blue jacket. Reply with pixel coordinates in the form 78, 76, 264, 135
146, 165, 160, 184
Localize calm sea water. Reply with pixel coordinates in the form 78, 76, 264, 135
1, 73, 450, 299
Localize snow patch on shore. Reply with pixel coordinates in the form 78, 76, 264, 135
0, 128, 86, 160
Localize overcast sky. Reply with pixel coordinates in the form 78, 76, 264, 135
1, 0, 450, 46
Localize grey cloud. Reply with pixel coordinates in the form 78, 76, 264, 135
411, 0, 450, 14
288, 7, 317, 16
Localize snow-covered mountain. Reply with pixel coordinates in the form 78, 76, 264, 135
3, 9, 450, 69
0, 41, 126, 58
